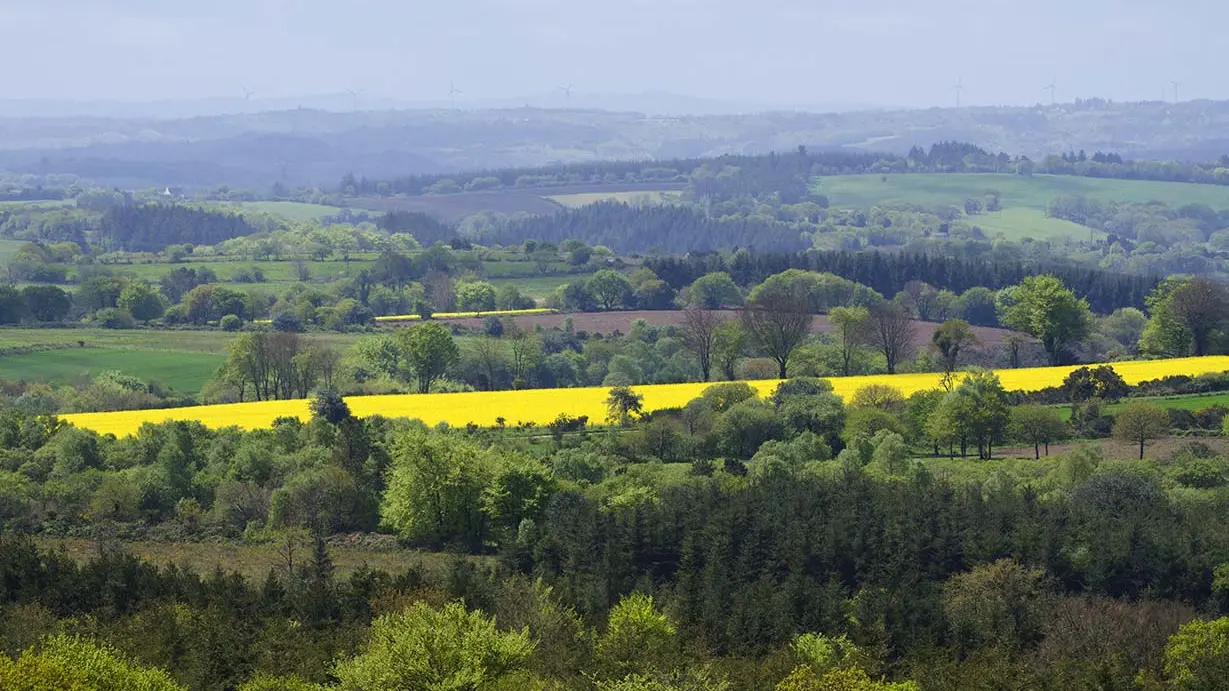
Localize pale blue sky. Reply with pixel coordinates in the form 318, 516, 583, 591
1, 0, 1223, 108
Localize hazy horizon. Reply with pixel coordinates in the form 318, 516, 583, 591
3, 0, 1224, 111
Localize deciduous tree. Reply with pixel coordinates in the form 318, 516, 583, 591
1113, 401, 1170, 459
999, 275, 1091, 366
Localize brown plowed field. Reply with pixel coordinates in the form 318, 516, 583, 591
434, 310, 1017, 349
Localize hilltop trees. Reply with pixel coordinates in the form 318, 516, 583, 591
999, 275, 1092, 366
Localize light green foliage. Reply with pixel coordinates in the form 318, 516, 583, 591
943, 559, 1050, 653
927, 372, 1009, 459
117, 282, 167, 323
775, 665, 919, 691
398, 322, 460, 393
998, 275, 1091, 365
1112, 401, 1171, 459
1008, 405, 1069, 459
1140, 279, 1192, 358
749, 269, 880, 313
1163, 617, 1229, 691
596, 593, 678, 677
869, 431, 909, 476
382, 432, 495, 546
332, 601, 535, 691
849, 385, 905, 413
843, 408, 905, 444
902, 389, 944, 445
716, 399, 786, 459
588, 270, 634, 311
0, 635, 184, 691
828, 306, 870, 376
687, 272, 741, 309
700, 382, 758, 413
1098, 307, 1147, 354
456, 281, 497, 312
712, 320, 748, 381
482, 453, 556, 533
792, 632, 866, 675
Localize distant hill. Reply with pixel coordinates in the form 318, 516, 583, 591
3, 99, 1229, 190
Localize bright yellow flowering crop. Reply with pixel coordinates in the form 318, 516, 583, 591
61, 356, 1229, 438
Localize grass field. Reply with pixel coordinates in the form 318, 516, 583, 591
488, 275, 574, 300
1104, 392, 1229, 414
548, 190, 680, 208
61, 356, 1229, 437
815, 173, 1229, 241
0, 329, 366, 394
0, 238, 22, 264
0, 348, 224, 393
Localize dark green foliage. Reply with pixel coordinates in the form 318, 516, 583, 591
99, 203, 257, 252
481, 202, 810, 254
309, 392, 351, 425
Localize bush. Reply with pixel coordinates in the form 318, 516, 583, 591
484, 315, 504, 337
219, 314, 242, 332
271, 312, 303, 332
93, 308, 135, 330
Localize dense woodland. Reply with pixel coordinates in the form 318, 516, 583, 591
10, 139, 1229, 688
5, 365, 1229, 688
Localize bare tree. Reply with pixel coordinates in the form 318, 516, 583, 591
739, 283, 813, 379
681, 307, 725, 382
867, 299, 917, 375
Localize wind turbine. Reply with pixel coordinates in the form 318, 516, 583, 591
1043, 77, 1057, 106
345, 88, 363, 112
1170, 80, 1183, 103
952, 76, 966, 108
240, 85, 256, 102
448, 81, 463, 110
557, 84, 573, 108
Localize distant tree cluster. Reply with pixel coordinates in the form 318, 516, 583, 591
98, 203, 258, 252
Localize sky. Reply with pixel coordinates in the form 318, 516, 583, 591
2, 0, 1225, 110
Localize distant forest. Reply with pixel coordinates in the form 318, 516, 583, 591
340, 142, 1229, 199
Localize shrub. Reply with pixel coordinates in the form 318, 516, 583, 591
93, 308, 135, 330
219, 314, 242, 332
271, 312, 303, 332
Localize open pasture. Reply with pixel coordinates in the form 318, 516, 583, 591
815, 173, 1229, 241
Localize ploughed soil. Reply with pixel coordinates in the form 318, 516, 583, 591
437, 309, 1017, 349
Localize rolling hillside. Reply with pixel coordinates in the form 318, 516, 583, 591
816, 173, 1229, 241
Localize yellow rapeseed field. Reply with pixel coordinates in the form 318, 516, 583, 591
61, 356, 1229, 438
254, 308, 557, 326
